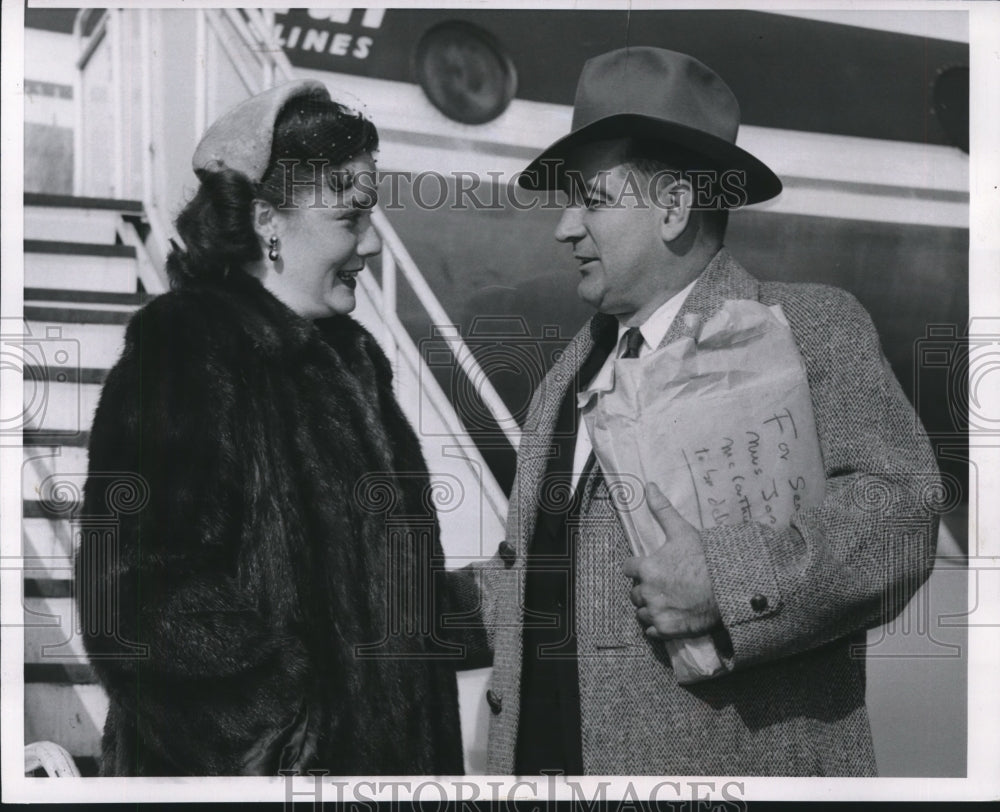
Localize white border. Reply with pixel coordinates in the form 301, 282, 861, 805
1, 0, 27, 800
4, 0, 998, 804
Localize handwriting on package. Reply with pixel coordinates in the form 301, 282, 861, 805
579, 299, 826, 682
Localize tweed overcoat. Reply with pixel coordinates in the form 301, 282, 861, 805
76, 273, 467, 776
482, 249, 941, 776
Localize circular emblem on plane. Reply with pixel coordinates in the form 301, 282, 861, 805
414, 21, 517, 125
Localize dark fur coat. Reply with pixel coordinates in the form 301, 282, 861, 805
76, 273, 471, 776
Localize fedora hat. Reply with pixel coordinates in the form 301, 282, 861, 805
519, 47, 782, 205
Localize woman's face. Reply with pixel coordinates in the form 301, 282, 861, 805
269, 151, 381, 319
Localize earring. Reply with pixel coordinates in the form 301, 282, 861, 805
268, 235, 280, 262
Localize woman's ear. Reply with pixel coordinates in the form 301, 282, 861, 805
658, 177, 693, 243
252, 199, 277, 243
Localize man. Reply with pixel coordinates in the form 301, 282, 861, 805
478, 47, 940, 776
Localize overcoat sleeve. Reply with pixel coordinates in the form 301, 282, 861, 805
699, 287, 941, 671
76, 293, 310, 775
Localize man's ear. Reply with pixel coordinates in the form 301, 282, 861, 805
252, 199, 278, 243
658, 177, 693, 243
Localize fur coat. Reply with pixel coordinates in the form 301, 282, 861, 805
76, 273, 469, 776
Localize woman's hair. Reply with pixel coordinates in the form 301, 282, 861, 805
166, 93, 378, 287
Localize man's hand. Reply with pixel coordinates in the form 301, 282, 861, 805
622, 483, 722, 640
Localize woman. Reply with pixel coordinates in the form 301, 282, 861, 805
76, 80, 471, 776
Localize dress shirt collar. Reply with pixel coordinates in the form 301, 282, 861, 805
615, 276, 700, 357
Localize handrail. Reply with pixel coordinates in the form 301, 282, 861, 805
73, 9, 108, 72
371, 208, 522, 449
355, 270, 511, 520
204, 11, 263, 96
226, 9, 295, 84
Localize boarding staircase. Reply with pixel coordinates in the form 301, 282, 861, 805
21, 194, 152, 775
20, 7, 508, 775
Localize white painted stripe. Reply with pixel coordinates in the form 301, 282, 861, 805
304, 69, 968, 191
737, 127, 967, 196
752, 180, 968, 230
303, 69, 968, 227
765, 9, 968, 43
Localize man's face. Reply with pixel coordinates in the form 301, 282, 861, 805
555, 139, 672, 322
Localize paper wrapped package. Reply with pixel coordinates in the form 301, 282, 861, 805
579, 299, 826, 683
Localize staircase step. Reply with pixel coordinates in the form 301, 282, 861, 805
25, 243, 138, 295
24, 240, 136, 259
24, 305, 134, 326
24, 683, 107, 759
26, 664, 96, 685
21, 379, 102, 436
23, 431, 91, 449
24, 320, 125, 371
22, 585, 108, 761
25, 207, 123, 246
23, 500, 82, 521
23, 365, 108, 385
25, 579, 74, 599
23, 446, 90, 499
24, 240, 136, 258
24, 596, 80, 667
23, 518, 77, 579
24, 287, 154, 307
24, 192, 144, 213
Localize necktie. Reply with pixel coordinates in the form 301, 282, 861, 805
576, 327, 644, 480
621, 326, 644, 359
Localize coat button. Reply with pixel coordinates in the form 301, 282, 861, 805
750, 593, 769, 612
486, 689, 502, 714
498, 541, 516, 568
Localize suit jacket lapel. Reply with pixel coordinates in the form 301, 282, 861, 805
659, 247, 762, 349
512, 313, 616, 555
